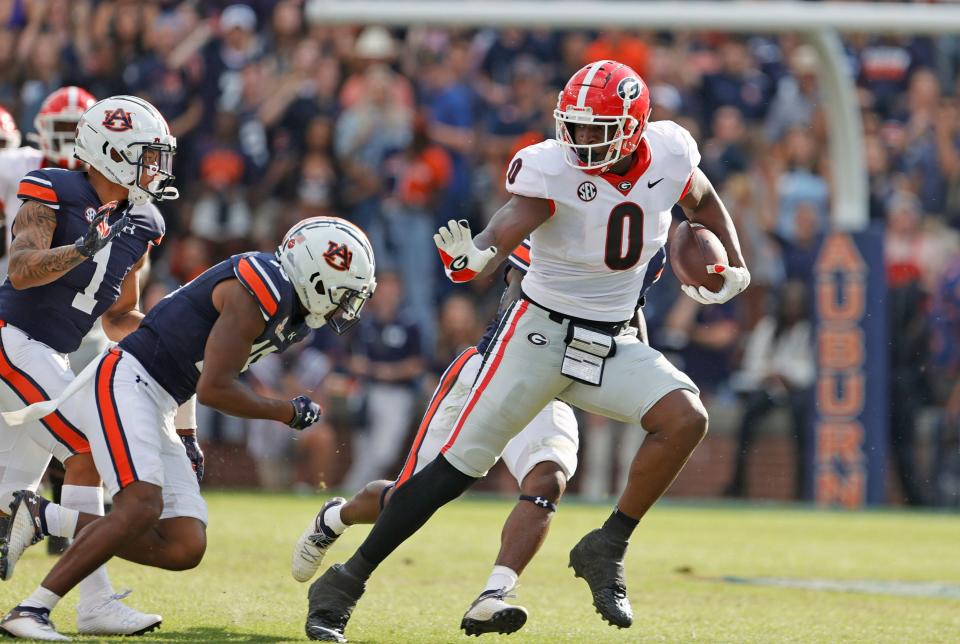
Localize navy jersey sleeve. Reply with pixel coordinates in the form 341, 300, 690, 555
17, 170, 59, 211
129, 202, 166, 247
231, 253, 284, 321
506, 238, 531, 274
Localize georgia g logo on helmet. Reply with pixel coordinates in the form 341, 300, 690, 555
617, 77, 642, 102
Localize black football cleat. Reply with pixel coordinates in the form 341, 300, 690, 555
305, 564, 365, 642
568, 528, 633, 629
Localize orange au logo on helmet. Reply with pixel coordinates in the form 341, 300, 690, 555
102, 108, 134, 132
323, 241, 353, 271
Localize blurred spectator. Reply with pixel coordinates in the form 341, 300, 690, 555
700, 106, 750, 185
725, 281, 815, 500
341, 273, 425, 491
772, 128, 830, 241
433, 294, 483, 373
334, 64, 412, 233
201, 3, 263, 120
422, 39, 476, 220
381, 116, 453, 349
246, 345, 336, 491
885, 191, 933, 505
699, 37, 773, 129
189, 110, 253, 257
583, 30, 650, 80
765, 44, 820, 142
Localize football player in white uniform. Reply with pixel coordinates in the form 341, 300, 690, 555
305, 59, 750, 642
292, 240, 666, 637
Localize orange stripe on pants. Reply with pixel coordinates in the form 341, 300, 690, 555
95, 350, 137, 488
0, 325, 89, 454
441, 301, 528, 453
395, 347, 479, 488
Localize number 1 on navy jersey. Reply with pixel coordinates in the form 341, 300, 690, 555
71, 242, 112, 314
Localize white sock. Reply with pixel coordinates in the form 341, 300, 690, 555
41, 502, 79, 539
61, 485, 114, 600
20, 586, 61, 611
483, 565, 518, 594
320, 502, 347, 536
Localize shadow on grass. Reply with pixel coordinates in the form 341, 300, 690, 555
94, 627, 302, 643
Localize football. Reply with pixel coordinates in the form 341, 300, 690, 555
669, 221, 729, 293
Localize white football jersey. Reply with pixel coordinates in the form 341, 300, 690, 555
505, 120, 700, 322
0, 146, 45, 256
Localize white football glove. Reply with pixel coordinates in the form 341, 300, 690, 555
681, 264, 751, 305
434, 219, 498, 283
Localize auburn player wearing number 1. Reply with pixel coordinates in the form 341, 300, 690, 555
305, 59, 751, 642
0, 94, 177, 640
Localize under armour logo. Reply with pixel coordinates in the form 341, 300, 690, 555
135, 375, 148, 386
534, 497, 549, 508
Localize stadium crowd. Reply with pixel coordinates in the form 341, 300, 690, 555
1, 0, 958, 505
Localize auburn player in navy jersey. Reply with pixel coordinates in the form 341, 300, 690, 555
0, 94, 181, 639
0, 217, 377, 641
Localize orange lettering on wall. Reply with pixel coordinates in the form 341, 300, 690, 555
815, 420, 865, 464
816, 279, 866, 321
818, 327, 865, 370
815, 468, 866, 508
818, 372, 865, 417
814, 233, 866, 275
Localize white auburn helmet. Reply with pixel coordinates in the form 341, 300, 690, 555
74, 95, 179, 205
277, 217, 377, 333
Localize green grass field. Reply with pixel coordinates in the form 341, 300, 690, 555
4, 492, 960, 643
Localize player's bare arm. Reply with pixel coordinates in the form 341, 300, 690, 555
678, 168, 746, 268
195, 279, 296, 424
475, 195, 552, 278
7, 200, 84, 289
436, 195, 552, 283
100, 253, 147, 341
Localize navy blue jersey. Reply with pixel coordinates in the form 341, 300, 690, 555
120, 252, 310, 404
476, 246, 666, 355
0, 169, 164, 353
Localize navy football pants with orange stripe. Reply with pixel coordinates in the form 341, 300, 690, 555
0, 321, 90, 508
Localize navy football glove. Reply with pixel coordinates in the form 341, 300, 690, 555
179, 433, 204, 482
75, 200, 130, 258
288, 395, 322, 430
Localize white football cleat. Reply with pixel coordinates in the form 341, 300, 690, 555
0, 606, 70, 641
460, 588, 529, 636
76, 590, 161, 636
0, 490, 46, 580
292, 497, 346, 583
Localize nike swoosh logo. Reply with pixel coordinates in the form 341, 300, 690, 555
647, 178, 664, 188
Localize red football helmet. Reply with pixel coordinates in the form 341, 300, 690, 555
0, 106, 20, 149
33, 86, 96, 168
554, 60, 651, 173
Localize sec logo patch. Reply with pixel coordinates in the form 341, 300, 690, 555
578, 181, 597, 202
